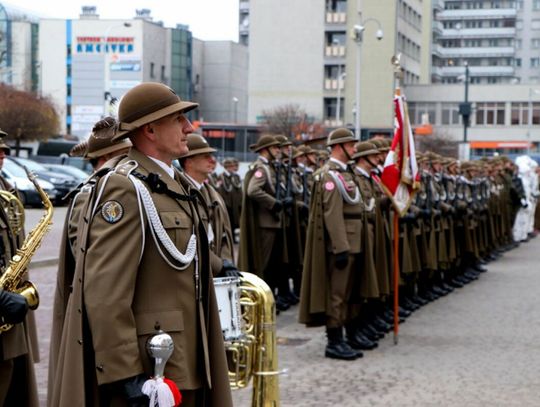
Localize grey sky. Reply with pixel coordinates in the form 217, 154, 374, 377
6, 0, 239, 41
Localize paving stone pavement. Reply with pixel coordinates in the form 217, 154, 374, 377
26, 207, 540, 406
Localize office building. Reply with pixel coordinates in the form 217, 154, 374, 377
0, 3, 39, 92
246, 0, 432, 138
39, 7, 193, 138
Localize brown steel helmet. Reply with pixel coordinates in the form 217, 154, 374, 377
249, 134, 281, 152
326, 127, 355, 147
179, 133, 217, 159
112, 82, 198, 141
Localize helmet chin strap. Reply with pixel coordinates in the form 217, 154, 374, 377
339, 143, 352, 162
366, 157, 378, 169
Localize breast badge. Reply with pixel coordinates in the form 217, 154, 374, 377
325, 181, 335, 191
101, 200, 124, 224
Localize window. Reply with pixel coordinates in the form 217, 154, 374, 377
531, 58, 540, 68
161, 65, 165, 81
516, 19, 524, 30
515, 58, 522, 67
516, 39, 522, 49
532, 38, 540, 49
441, 103, 461, 125
533, 19, 540, 30
408, 102, 436, 125
150, 62, 155, 78
534, 0, 540, 10
476, 103, 505, 125
511, 102, 529, 125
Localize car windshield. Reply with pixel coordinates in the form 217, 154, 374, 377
13, 157, 47, 172
4, 159, 29, 177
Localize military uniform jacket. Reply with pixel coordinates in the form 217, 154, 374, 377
217, 171, 242, 229
246, 157, 281, 229
49, 149, 232, 407
299, 159, 363, 325
0, 175, 39, 406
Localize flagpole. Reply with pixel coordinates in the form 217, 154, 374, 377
392, 55, 403, 345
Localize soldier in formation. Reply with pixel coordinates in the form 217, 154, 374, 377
0, 133, 39, 406
50, 82, 232, 407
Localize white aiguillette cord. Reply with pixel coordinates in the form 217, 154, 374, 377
129, 174, 197, 270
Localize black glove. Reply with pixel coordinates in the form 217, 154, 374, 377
283, 197, 294, 209
220, 259, 241, 278
0, 289, 28, 325
116, 374, 149, 407
271, 200, 283, 214
334, 251, 349, 270
421, 208, 431, 219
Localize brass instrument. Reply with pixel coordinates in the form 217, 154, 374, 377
0, 169, 53, 332
227, 272, 280, 407
0, 190, 25, 235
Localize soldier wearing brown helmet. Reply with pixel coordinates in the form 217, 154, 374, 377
299, 128, 365, 360
179, 134, 237, 278
0, 132, 39, 406
50, 83, 232, 407
238, 134, 293, 311
49, 118, 133, 402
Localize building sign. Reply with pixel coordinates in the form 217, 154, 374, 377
110, 60, 141, 71
76, 36, 135, 54
109, 80, 141, 89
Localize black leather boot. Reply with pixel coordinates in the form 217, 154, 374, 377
346, 325, 378, 351
325, 327, 360, 360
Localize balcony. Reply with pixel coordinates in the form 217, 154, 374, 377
326, 12, 346, 24
324, 44, 346, 58
239, 1, 249, 13
439, 65, 515, 77
433, 20, 443, 35
441, 27, 516, 39
324, 78, 346, 91
433, 0, 444, 11
439, 46, 515, 58
437, 8, 517, 20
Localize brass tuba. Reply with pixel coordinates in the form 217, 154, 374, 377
0, 169, 53, 332
227, 272, 280, 407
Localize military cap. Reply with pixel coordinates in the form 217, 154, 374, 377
179, 133, 217, 159
318, 149, 330, 160
69, 140, 89, 157
250, 134, 281, 152
86, 117, 132, 159
0, 130, 11, 154
327, 128, 355, 147
112, 82, 199, 141
274, 134, 293, 147
370, 138, 390, 152
293, 145, 312, 159
222, 157, 234, 166
352, 141, 379, 160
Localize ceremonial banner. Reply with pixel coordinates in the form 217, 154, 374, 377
380, 94, 420, 216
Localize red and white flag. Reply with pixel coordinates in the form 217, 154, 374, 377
379, 93, 420, 216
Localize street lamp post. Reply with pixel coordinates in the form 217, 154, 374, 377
103, 22, 131, 117
459, 61, 471, 143
336, 71, 346, 125
351, 18, 383, 140
232, 96, 239, 123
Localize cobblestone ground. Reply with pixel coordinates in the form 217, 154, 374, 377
27, 208, 540, 406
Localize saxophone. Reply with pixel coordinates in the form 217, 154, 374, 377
227, 272, 280, 407
0, 169, 53, 332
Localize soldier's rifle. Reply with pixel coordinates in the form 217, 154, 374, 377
283, 146, 294, 216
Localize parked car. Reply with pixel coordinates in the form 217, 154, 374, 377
8, 157, 78, 203
43, 163, 90, 184
1, 159, 56, 207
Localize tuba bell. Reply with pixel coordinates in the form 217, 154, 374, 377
0, 190, 25, 236
218, 272, 280, 407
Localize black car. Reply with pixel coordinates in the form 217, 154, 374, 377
8, 157, 78, 203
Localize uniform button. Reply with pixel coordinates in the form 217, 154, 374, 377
96, 365, 104, 372
154, 322, 161, 330
78, 308, 82, 314
175, 219, 180, 225
77, 339, 83, 345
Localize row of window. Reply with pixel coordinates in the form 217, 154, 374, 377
442, 19, 515, 29
397, 33, 421, 62
441, 38, 514, 48
398, 0, 422, 31
439, 57, 514, 67
325, 0, 347, 13
408, 101, 540, 127
445, 1, 520, 10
